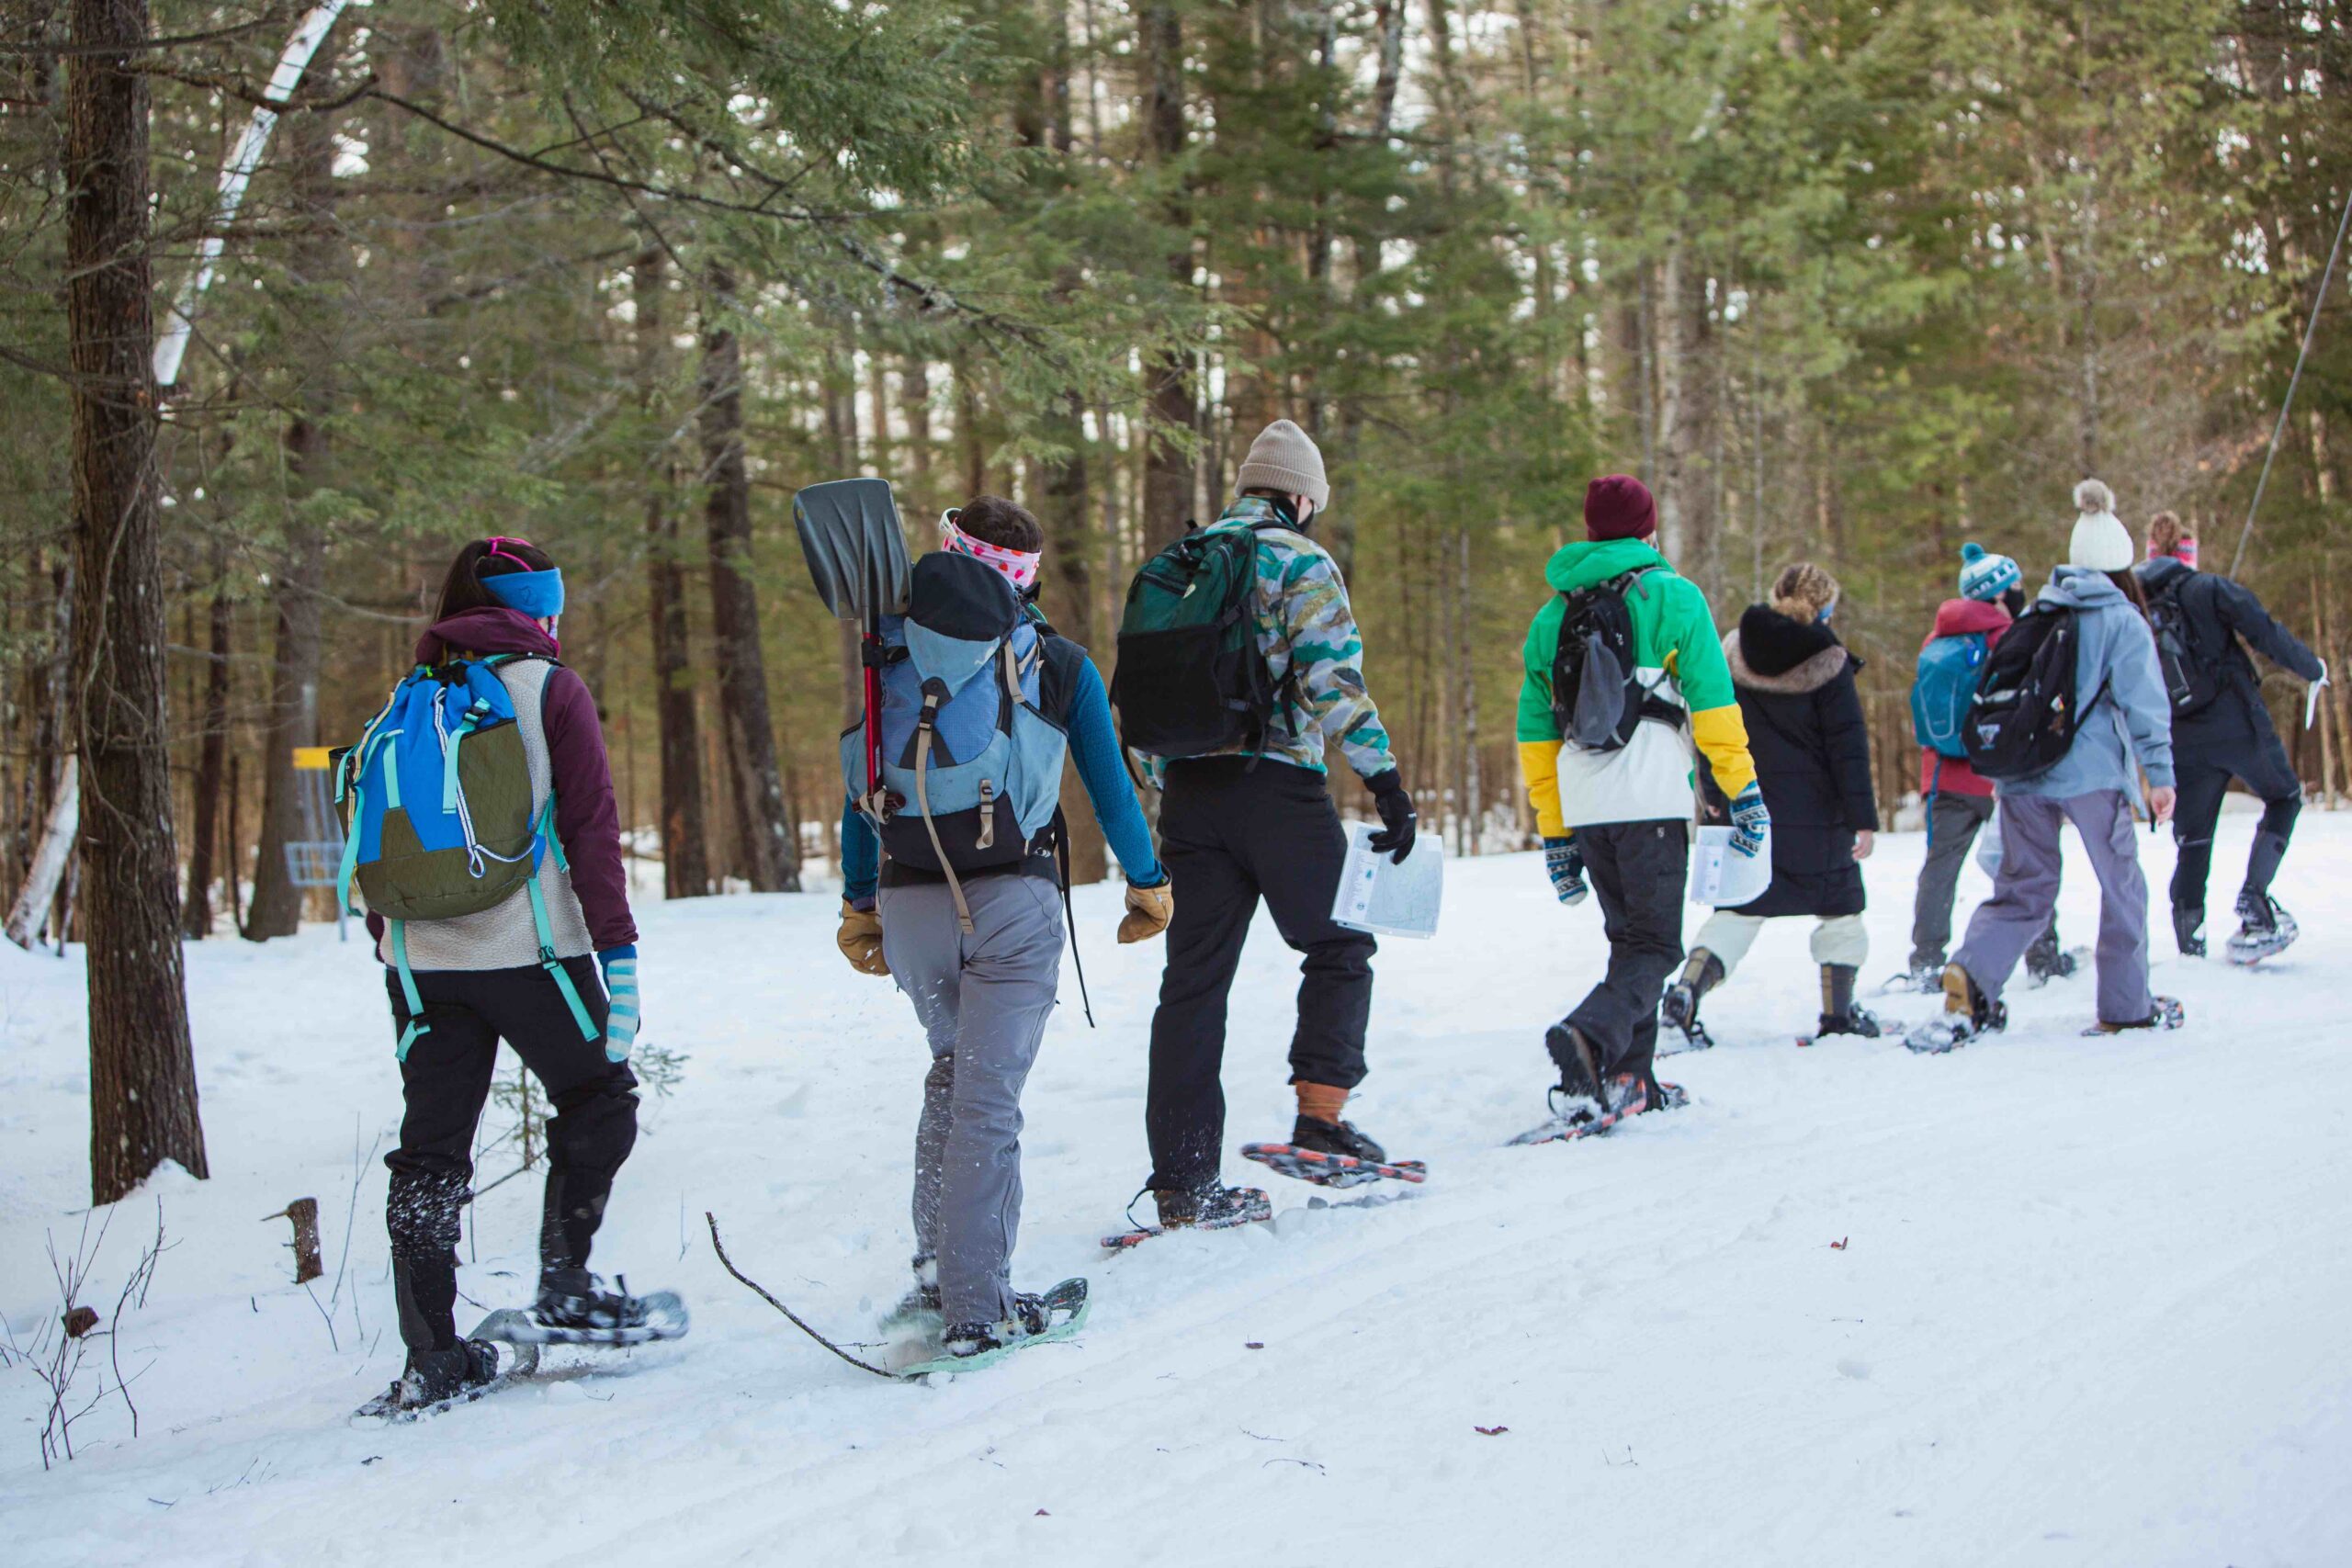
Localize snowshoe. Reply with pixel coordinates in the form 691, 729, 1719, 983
1509, 1075, 1685, 1147
1242, 1115, 1425, 1189
1905, 964, 2006, 1055
2025, 945, 2089, 987
901, 1279, 1090, 1376
1880, 963, 1945, 996
500, 1271, 690, 1347
2081, 996, 2186, 1035
2225, 894, 2297, 966
879, 1255, 942, 1332
351, 1339, 515, 1425
1103, 1185, 1273, 1251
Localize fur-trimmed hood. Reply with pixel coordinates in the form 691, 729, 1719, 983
1724, 604, 1852, 694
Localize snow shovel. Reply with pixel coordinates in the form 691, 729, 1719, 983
793, 479, 912, 810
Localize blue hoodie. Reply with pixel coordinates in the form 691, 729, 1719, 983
2004, 566, 2175, 804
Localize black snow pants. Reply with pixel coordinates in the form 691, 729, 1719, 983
2169, 706, 2302, 919
1146, 756, 1375, 1195
383, 959, 636, 1352
1559, 818, 1688, 1095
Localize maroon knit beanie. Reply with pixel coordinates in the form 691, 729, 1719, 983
1584, 475, 1657, 542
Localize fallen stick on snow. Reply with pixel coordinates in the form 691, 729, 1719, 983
704, 1213, 907, 1382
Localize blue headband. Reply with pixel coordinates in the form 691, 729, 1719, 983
482, 568, 564, 618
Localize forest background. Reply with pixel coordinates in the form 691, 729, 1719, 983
1, 2, 2346, 1196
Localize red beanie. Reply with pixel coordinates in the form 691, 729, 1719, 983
1585, 475, 1657, 542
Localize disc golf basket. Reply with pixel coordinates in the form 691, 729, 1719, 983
287, 746, 347, 941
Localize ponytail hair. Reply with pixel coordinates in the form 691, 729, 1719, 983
433, 536, 557, 624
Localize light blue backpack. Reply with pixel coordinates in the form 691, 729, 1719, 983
841, 552, 1069, 930
1911, 631, 1989, 761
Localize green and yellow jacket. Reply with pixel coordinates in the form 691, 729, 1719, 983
1514, 538, 1758, 835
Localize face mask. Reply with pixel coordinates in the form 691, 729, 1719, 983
1818, 600, 1837, 624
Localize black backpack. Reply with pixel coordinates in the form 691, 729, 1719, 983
2144, 575, 2217, 716
1111, 522, 1284, 759
1962, 604, 2106, 779
1550, 568, 1681, 750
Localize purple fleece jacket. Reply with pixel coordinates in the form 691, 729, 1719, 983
365, 608, 638, 951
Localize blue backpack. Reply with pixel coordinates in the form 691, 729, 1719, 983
1911, 632, 1989, 761
842, 552, 1070, 930
336, 654, 595, 1058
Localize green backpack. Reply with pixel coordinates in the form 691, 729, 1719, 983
1110, 522, 1283, 758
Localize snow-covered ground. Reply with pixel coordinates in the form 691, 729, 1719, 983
5, 807, 2349, 1566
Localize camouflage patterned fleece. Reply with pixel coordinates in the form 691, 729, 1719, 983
1144, 496, 1396, 784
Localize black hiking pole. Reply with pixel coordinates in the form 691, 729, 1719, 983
793, 479, 913, 811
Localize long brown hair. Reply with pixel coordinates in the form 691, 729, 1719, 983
433, 536, 556, 623
2106, 568, 2151, 621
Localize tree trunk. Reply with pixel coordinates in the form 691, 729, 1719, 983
64, 0, 209, 1200
1140, 1, 1195, 552
182, 544, 232, 937
637, 248, 713, 898
245, 85, 339, 939
699, 265, 800, 893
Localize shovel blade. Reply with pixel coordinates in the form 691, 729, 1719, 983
793, 478, 912, 623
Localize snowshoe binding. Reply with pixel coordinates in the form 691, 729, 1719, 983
1881, 962, 1945, 996
2081, 996, 2186, 1035
1509, 1073, 1686, 1147
1658, 950, 1724, 1055
1242, 1115, 1426, 1189
901, 1278, 1090, 1376
2025, 945, 2088, 987
497, 1269, 689, 1348
1799, 964, 1882, 1044
352, 1339, 514, 1424
2225, 893, 2297, 966
1905, 964, 2007, 1055
1103, 1184, 1273, 1250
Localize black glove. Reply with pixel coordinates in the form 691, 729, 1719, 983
1364, 770, 1418, 864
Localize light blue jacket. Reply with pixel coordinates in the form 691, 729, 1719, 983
2004, 566, 2175, 803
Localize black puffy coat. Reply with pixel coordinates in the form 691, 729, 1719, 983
2135, 556, 2323, 750
1712, 604, 1879, 919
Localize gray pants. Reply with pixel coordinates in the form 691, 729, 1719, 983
1911, 790, 2062, 975
1953, 791, 2153, 1025
879, 874, 1064, 1326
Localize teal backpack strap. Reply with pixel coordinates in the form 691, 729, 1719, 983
336, 780, 366, 916
390, 920, 429, 1062
525, 794, 596, 1041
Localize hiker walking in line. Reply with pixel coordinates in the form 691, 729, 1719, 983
1115, 419, 1417, 1234
834, 496, 1170, 1364
1512, 475, 1765, 1141
1662, 563, 1882, 1049
1908, 481, 2182, 1052
2135, 510, 2325, 964
347, 537, 662, 1415
1892, 543, 2075, 992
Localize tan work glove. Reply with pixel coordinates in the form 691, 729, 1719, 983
1118, 881, 1173, 944
836, 898, 888, 976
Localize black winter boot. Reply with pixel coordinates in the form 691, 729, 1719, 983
395, 1339, 503, 1407
1814, 964, 1882, 1039
2173, 905, 2207, 958
1659, 950, 1724, 1051
1542, 1020, 1607, 1120
1289, 1116, 1388, 1164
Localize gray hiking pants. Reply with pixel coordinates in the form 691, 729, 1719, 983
879, 873, 1064, 1327
1953, 790, 2154, 1025
1911, 790, 2064, 975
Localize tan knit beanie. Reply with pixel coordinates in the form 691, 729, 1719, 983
1236, 419, 1329, 511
